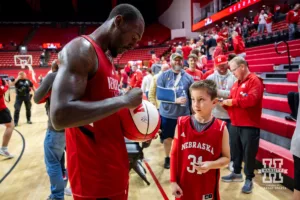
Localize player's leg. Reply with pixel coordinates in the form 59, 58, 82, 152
0, 109, 14, 158
293, 155, 300, 200
44, 129, 66, 199
240, 127, 260, 193
13, 96, 23, 126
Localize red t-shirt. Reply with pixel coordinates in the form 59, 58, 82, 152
266, 13, 273, 24
185, 68, 203, 81
130, 70, 143, 88
0, 81, 8, 111
170, 116, 225, 200
233, 36, 245, 55
121, 71, 128, 84
66, 35, 129, 198
286, 10, 300, 24
254, 15, 259, 24
182, 46, 192, 60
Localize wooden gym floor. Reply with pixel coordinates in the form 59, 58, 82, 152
0, 90, 293, 200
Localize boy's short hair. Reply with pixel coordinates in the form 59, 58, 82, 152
189, 80, 217, 100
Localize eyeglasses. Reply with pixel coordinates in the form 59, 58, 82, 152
230, 65, 241, 72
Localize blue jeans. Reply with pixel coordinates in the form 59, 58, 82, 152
44, 129, 66, 200
257, 24, 265, 34
289, 23, 298, 40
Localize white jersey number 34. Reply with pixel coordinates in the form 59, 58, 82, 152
187, 154, 203, 174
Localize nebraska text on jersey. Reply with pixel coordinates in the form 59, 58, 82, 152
181, 141, 214, 155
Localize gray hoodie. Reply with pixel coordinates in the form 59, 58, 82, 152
207, 70, 236, 119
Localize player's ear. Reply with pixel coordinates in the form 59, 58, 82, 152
212, 97, 218, 105
114, 15, 124, 28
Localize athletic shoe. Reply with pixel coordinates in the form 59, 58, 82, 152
27, 121, 32, 124
285, 115, 296, 122
221, 172, 243, 182
164, 157, 170, 169
242, 179, 253, 194
0, 149, 14, 159
64, 187, 72, 196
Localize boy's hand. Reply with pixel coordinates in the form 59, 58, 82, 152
194, 161, 212, 174
171, 182, 183, 198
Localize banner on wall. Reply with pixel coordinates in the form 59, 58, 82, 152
192, 0, 261, 31
42, 43, 61, 49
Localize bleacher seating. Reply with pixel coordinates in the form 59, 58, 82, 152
0, 26, 32, 50
28, 26, 79, 50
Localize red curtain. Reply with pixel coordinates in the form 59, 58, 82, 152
26, 0, 40, 12
72, 0, 78, 12
112, 0, 117, 8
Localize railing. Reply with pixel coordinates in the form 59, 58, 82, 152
275, 40, 292, 71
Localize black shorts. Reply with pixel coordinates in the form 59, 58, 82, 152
0, 108, 12, 124
294, 155, 300, 191
160, 116, 177, 141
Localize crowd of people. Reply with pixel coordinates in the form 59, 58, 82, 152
0, 3, 299, 200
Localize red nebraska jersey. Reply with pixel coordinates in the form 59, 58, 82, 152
175, 116, 225, 200
66, 35, 129, 198
185, 68, 203, 81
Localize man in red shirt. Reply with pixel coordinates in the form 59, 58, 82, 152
129, 64, 143, 88
181, 42, 192, 67
286, 4, 300, 40
232, 31, 246, 58
221, 56, 264, 194
148, 54, 157, 68
0, 79, 14, 159
213, 37, 225, 60
50, 4, 145, 200
185, 54, 203, 81
266, 9, 273, 33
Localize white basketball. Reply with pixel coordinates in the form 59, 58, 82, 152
118, 100, 161, 142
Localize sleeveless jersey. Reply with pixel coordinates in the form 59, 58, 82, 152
176, 116, 225, 200
66, 35, 129, 198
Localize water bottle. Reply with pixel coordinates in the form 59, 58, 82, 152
181, 90, 187, 107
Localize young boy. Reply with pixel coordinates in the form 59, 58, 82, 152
170, 80, 230, 200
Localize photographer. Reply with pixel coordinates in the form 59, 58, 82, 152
0, 79, 14, 158
13, 71, 35, 126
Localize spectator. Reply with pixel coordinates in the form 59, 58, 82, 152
141, 69, 153, 99
266, 9, 274, 33
213, 37, 225, 60
232, 31, 246, 58
156, 53, 194, 169
185, 54, 203, 81
119, 69, 129, 89
253, 12, 260, 30
258, 10, 268, 34
0, 79, 14, 158
206, 35, 217, 60
285, 92, 299, 121
181, 42, 192, 66
148, 64, 169, 109
221, 56, 264, 194
129, 64, 143, 89
206, 55, 236, 172
286, 4, 300, 40
13, 71, 35, 126
148, 54, 157, 68
151, 58, 162, 75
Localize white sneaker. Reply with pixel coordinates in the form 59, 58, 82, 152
0, 149, 14, 159
228, 161, 234, 172
64, 187, 72, 196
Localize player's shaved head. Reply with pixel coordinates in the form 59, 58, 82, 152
108, 4, 144, 24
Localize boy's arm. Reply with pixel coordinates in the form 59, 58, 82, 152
170, 125, 179, 182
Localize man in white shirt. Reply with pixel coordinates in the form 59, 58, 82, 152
258, 10, 268, 34
141, 68, 153, 99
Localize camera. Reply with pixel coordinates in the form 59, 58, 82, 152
0, 75, 15, 85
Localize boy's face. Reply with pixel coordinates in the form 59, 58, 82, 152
191, 89, 217, 118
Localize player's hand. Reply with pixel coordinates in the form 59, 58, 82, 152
221, 99, 232, 107
123, 88, 143, 109
171, 182, 183, 198
194, 161, 212, 174
175, 97, 187, 104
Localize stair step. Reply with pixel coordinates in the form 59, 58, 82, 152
287, 72, 298, 82
264, 82, 298, 95
262, 97, 290, 113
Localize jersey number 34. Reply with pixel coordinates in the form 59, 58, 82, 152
187, 154, 203, 174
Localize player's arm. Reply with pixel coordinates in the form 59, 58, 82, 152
195, 126, 230, 173
170, 125, 183, 198
33, 73, 56, 104
148, 76, 157, 107
0, 81, 9, 95
50, 38, 142, 130
29, 80, 35, 92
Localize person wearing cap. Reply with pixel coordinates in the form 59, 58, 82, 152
213, 37, 225, 60
185, 54, 203, 81
151, 58, 162, 75
221, 56, 264, 194
206, 54, 236, 172
156, 53, 194, 169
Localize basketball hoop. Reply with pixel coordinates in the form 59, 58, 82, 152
14, 55, 32, 69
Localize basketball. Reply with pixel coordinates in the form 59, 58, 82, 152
119, 100, 161, 142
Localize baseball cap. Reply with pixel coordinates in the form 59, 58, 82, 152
214, 55, 228, 66
171, 53, 183, 61
216, 37, 224, 43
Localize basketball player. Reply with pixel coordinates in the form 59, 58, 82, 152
170, 80, 230, 200
0, 79, 14, 158
50, 4, 144, 200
